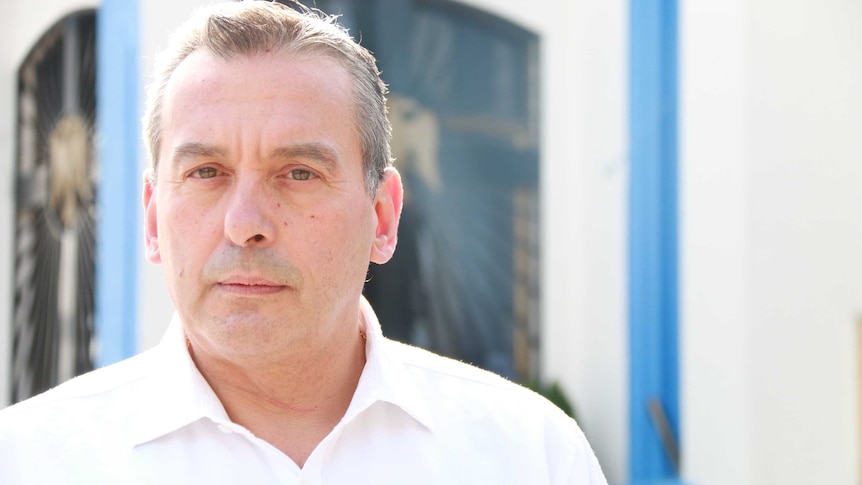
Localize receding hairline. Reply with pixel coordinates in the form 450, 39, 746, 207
154, 47, 362, 166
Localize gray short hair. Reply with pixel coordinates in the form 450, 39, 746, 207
142, 1, 392, 195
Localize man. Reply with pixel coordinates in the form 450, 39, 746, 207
0, 2, 607, 483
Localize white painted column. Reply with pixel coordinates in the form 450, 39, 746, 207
682, 1, 862, 483
680, 1, 750, 482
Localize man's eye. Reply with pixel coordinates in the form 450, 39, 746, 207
193, 167, 218, 179
289, 169, 313, 181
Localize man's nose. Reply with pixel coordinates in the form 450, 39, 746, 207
223, 178, 276, 247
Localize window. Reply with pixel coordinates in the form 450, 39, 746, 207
12, 11, 97, 401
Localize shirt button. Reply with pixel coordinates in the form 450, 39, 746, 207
217, 424, 233, 434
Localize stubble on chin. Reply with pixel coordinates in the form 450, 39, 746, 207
176, 246, 305, 349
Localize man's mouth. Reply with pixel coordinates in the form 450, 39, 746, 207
217, 276, 288, 295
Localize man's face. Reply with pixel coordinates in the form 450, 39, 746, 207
143, 50, 400, 358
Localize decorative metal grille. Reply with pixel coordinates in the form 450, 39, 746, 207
12, 11, 97, 402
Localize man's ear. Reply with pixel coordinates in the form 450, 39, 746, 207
143, 169, 161, 264
370, 167, 404, 264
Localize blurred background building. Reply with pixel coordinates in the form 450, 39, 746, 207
1, 0, 861, 483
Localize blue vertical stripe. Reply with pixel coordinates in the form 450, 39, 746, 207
628, 0, 680, 482
95, 0, 140, 367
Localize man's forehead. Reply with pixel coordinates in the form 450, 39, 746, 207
161, 48, 355, 120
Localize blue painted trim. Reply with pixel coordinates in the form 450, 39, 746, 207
628, 0, 680, 482
95, 0, 140, 367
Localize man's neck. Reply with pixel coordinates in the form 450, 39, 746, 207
187, 319, 367, 468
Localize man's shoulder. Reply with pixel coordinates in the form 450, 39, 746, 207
387, 339, 518, 389
383, 339, 605, 480
0, 348, 157, 430
0, 350, 163, 482
385, 339, 575, 427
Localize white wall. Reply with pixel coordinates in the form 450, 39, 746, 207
0, 0, 98, 407
680, 2, 750, 481
682, 0, 862, 483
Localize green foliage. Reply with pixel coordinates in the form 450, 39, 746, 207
525, 380, 577, 420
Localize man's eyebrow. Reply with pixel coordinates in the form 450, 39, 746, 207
269, 143, 340, 173
170, 143, 228, 167
168, 142, 341, 172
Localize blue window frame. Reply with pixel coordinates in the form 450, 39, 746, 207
628, 0, 681, 482
95, 0, 140, 367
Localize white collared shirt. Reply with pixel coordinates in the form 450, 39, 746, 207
0, 299, 607, 484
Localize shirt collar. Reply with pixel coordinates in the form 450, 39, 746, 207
130, 313, 231, 446
343, 297, 434, 430
130, 297, 433, 446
